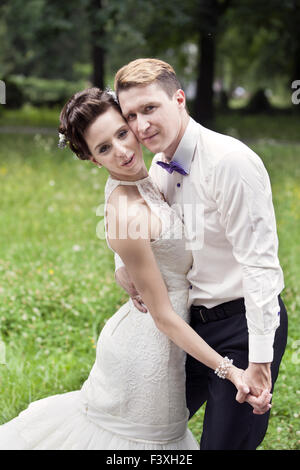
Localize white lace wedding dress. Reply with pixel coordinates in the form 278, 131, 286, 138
0, 175, 199, 450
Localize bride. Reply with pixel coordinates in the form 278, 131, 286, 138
0, 88, 272, 450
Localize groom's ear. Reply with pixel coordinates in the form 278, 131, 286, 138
174, 89, 186, 109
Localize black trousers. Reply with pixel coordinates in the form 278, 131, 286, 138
185, 295, 288, 450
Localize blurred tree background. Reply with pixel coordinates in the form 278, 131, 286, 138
0, 0, 300, 450
1, 0, 299, 123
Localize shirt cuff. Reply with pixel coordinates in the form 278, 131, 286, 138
248, 332, 276, 363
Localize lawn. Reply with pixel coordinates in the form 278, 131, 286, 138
0, 109, 299, 449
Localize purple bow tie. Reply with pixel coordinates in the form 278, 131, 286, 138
156, 160, 187, 175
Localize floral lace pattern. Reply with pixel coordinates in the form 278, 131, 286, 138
80, 176, 193, 431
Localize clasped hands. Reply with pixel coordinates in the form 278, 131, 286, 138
229, 362, 273, 415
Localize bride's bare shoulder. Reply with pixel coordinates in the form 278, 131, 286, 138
106, 184, 148, 236
107, 183, 129, 203
106, 184, 141, 213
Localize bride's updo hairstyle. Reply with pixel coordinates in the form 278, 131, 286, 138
59, 87, 121, 160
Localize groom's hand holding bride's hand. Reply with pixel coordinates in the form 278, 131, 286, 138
237, 363, 273, 414
115, 266, 148, 313
228, 365, 272, 415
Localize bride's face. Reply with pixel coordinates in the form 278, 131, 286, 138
84, 107, 146, 181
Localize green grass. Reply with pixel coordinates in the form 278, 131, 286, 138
0, 111, 299, 449
1, 103, 300, 142
0, 104, 62, 128
215, 111, 300, 143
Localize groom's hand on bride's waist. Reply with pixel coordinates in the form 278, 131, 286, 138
115, 266, 148, 313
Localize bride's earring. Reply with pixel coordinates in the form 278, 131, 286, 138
91, 158, 102, 169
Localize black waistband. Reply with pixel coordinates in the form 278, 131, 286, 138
190, 298, 246, 324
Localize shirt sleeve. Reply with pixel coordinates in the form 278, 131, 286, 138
212, 150, 284, 362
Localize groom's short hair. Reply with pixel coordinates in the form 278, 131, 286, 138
114, 58, 182, 99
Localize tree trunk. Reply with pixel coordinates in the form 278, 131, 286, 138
91, 40, 104, 89
292, 25, 300, 105
194, 32, 215, 126
90, 0, 105, 89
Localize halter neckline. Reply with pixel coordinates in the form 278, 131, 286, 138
108, 175, 151, 185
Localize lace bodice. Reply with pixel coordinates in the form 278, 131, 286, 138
104, 175, 193, 293
77, 175, 196, 439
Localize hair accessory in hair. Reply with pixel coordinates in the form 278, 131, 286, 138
58, 132, 68, 149
105, 87, 118, 104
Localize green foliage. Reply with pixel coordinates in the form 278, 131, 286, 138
1, 77, 25, 109
6, 76, 89, 108
218, 0, 300, 91
214, 111, 300, 142
0, 104, 63, 127
0, 0, 90, 80
1, 0, 299, 112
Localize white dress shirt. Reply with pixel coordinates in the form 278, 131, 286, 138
115, 117, 284, 363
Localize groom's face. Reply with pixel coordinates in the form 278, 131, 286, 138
118, 82, 186, 158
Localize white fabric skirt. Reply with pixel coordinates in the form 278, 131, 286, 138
0, 390, 199, 450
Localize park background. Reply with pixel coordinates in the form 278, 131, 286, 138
0, 0, 299, 450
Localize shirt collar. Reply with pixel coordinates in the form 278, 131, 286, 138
171, 117, 199, 175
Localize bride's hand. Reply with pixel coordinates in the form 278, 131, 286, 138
115, 266, 147, 313
227, 366, 272, 415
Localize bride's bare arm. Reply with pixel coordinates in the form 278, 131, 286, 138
112, 233, 223, 368
107, 210, 271, 415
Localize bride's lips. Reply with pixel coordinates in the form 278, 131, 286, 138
121, 154, 135, 167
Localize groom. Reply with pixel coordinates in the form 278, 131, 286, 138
112, 58, 288, 450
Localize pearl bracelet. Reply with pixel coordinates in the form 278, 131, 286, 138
214, 356, 233, 379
